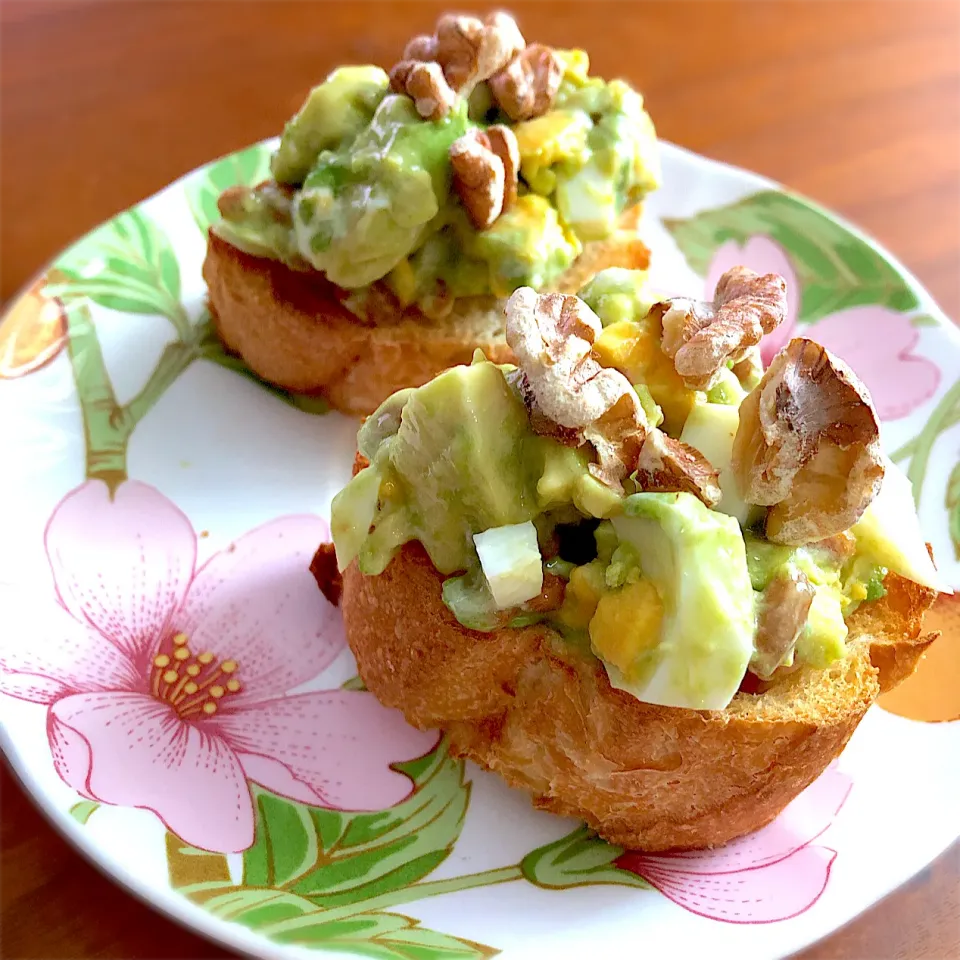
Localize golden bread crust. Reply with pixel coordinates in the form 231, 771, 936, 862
341, 542, 937, 851
847, 570, 939, 692
203, 232, 514, 416
202, 212, 649, 416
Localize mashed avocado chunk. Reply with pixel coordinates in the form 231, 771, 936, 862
578, 268, 654, 328
293, 94, 469, 288
331, 357, 620, 579
348, 358, 537, 575
273, 66, 390, 185
553, 75, 660, 242
215, 47, 660, 316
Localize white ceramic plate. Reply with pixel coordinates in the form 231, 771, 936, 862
1, 140, 958, 960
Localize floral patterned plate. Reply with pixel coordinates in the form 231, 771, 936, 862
1, 140, 958, 960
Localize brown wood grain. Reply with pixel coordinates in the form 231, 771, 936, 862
1, 2, 958, 958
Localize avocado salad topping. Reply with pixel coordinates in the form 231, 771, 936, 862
330, 266, 948, 712
214, 12, 660, 320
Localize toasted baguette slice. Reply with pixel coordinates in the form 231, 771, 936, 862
341, 542, 938, 851
203, 209, 650, 416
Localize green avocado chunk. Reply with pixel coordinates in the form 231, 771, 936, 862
469, 195, 582, 295
554, 80, 661, 242
293, 94, 470, 288
272, 66, 390, 185
214, 183, 302, 264
578, 268, 653, 327
348, 359, 540, 576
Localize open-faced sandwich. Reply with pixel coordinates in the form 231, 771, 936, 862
315, 266, 947, 851
204, 12, 660, 414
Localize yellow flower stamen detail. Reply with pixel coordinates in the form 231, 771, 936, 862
149, 631, 243, 721
167, 673, 192, 702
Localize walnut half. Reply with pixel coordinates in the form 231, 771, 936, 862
488, 43, 562, 122
505, 288, 648, 489
449, 125, 519, 229
435, 12, 525, 92
733, 337, 884, 545
389, 60, 456, 121
390, 11, 525, 120
391, 13, 563, 124
634, 430, 721, 508
654, 267, 788, 390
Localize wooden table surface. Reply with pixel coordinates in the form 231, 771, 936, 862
1, 1, 958, 958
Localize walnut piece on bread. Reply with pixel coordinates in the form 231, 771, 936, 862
389, 60, 457, 121
390, 11, 525, 118
488, 43, 563, 121
434, 12, 525, 92
449, 125, 520, 229
505, 288, 648, 489
654, 267, 788, 390
752, 570, 815, 680
402, 33, 438, 62
634, 430, 721, 508
390, 12, 562, 124
733, 337, 884, 545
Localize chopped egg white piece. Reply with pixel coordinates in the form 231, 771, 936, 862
474, 521, 543, 609
609, 493, 755, 711
852, 457, 951, 594
680, 402, 756, 526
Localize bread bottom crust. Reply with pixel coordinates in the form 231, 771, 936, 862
341, 542, 937, 851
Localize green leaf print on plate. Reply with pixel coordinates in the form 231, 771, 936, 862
170, 741, 506, 956
890, 377, 960, 505
520, 825, 649, 890
266, 910, 495, 957
193, 889, 494, 957
663, 191, 920, 325
947, 461, 960, 559
45, 208, 189, 335
185, 142, 274, 236
68, 800, 100, 825
241, 744, 469, 906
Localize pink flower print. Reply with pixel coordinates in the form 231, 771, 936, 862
705, 237, 939, 419
793, 306, 940, 420
614, 763, 852, 923
0, 480, 437, 853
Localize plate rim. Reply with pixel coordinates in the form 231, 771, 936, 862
0, 137, 957, 960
